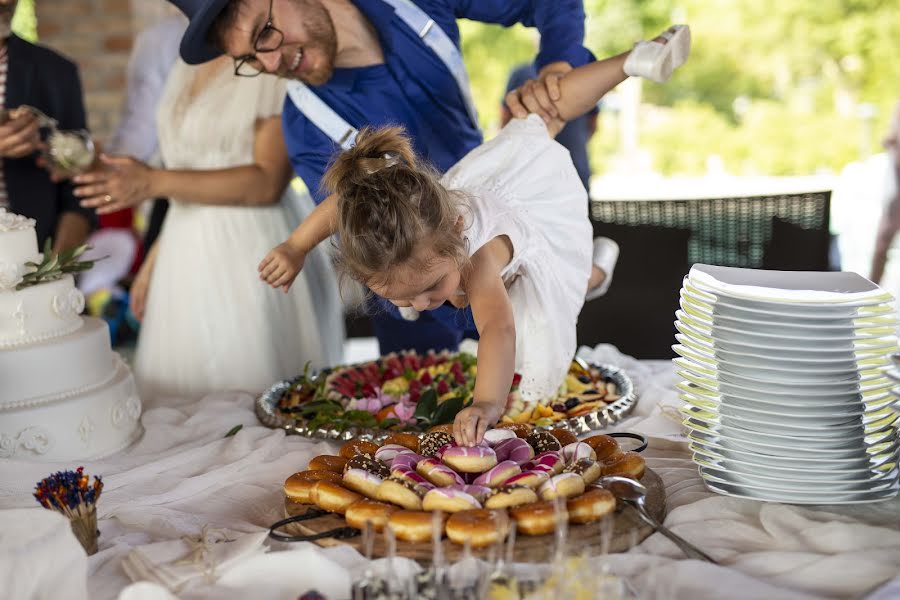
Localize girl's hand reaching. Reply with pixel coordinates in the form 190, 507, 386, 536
453, 400, 505, 446
258, 241, 306, 292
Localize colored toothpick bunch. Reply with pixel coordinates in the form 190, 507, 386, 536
33, 467, 103, 554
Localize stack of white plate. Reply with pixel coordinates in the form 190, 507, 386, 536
675, 264, 900, 504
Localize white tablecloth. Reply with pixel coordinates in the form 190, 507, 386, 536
2, 344, 899, 600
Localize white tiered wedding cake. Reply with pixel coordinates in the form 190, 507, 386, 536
0, 209, 142, 460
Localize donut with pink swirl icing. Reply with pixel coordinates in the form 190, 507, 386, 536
446, 484, 491, 502
416, 457, 465, 487
422, 487, 483, 512
441, 444, 497, 473
434, 442, 455, 461
390, 451, 424, 471
523, 451, 564, 475
375, 444, 412, 464
390, 464, 433, 487
561, 442, 597, 464
342, 468, 384, 498
473, 460, 522, 488
493, 438, 535, 464
538, 472, 585, 501
482, 428, 518, 446
503, 469, 550, 489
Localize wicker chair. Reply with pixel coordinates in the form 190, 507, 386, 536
579, 191, 832, 359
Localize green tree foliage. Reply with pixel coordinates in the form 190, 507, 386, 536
459, 0, 900, 176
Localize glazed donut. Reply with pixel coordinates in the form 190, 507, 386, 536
339, 439, 380, 460
602, 451, 646, 480
382, 432, 420, 452
561, 442, 597, 464
494, 422, 533, 438
482, 428, 518, 446
390, 451, 425, 471
344, 454, 390, 478
310, 481, 363, 514
525, 431, 562, 454
509, 500, 561, 536
493, 438, 535, 464
422, 488, 482, 512
566, 488, 616, 524
473, 460, 521, 488
308, 454, 349, 473
582, 434, 621, 461
427, 423, 455, 435
503, 469, 550, 489
419, 431, 454, 457
564, 458, 602, 485
374, 444, 411, 464
483, 485, 538, 510
446, 509, 510, 548
344, 499, 398, 533
538, 473, 585, 501
416, 457, 465, 487
441, 444, 498, 473
377, 477, 432, 510
549, 428, 578, 447
524, 451, 564, 476
284, 470, 342, 503
388, 510, 445, 543
446, 484, 491, 503
389, 465, 433, 487
342, 468, 384, 498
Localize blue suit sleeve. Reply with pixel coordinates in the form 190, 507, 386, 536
282, 99, 338, 205
446, 0, 594, 69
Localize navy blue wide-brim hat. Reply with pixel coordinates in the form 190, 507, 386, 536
169, 0, 232, 64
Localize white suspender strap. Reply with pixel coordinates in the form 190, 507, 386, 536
381, 0, 479, 127
285, 80, 358, 150
284, 0, 478, 148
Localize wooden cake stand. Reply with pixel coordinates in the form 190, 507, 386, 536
278, 468, 666, 563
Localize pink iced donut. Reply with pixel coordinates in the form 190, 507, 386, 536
416, 457, 465, 487
441, 444, 498, 473
390, 451, 424, 471
342, 468, 384, 498
482, 428, 518, 446
447, 484, 492, 502
561, 442, 597, 465
375, 444, 412, 464
390, 464, 433, 487
524, 451, 564, 475
434, 442, 455, 461
538, 472, 585, 501
493, 438, 535, 465
473, 460, 522, 488
503, 469, 550, 489
422, 487, 483, 512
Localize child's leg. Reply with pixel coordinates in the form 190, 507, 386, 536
550, 25, 690, 128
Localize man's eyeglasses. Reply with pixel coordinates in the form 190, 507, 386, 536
233, 0, 285, 77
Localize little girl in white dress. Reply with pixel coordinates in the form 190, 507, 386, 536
260, 26, 691, 444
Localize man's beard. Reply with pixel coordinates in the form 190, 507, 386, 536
291, 0, 338, 85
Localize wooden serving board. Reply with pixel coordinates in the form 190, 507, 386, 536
280, 468, 665, 563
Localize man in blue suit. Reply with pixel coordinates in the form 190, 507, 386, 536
0, 0, 93, 250
168, 0, 612, 355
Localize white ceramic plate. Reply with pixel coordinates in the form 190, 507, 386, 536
681, 286, 897, 323
677, 382, 896, 412
687, 428, 898, 460
673, 343, 867, 375
680, 292, 899, 328
687, 266, 892, 306
678, 368, 893, 398
676, 310, 896, 342
675, 319, 898, 354
701, 478, 900, 504
689, 437, 899, 472
676, 333, 875, 366
695, 460, 898, 492
678, 390, 894, 422
679, 404, 873, 436
674, 355, 888, 386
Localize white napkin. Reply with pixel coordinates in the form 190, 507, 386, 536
121, 528, 268, 593
0, 508, 89, 600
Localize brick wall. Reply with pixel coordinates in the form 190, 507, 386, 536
34, 0, 179, 142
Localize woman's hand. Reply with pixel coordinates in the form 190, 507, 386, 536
453, 400, 505, 447
130, 256, 154, 322
74, 154, 155, 215
259, 241, 307, 292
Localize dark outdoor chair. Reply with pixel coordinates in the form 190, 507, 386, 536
579, 191, 832, 359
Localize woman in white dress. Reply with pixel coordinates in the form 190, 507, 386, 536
73, 56, 343, 401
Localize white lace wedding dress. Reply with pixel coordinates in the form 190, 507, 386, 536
134, 60, 343, 402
